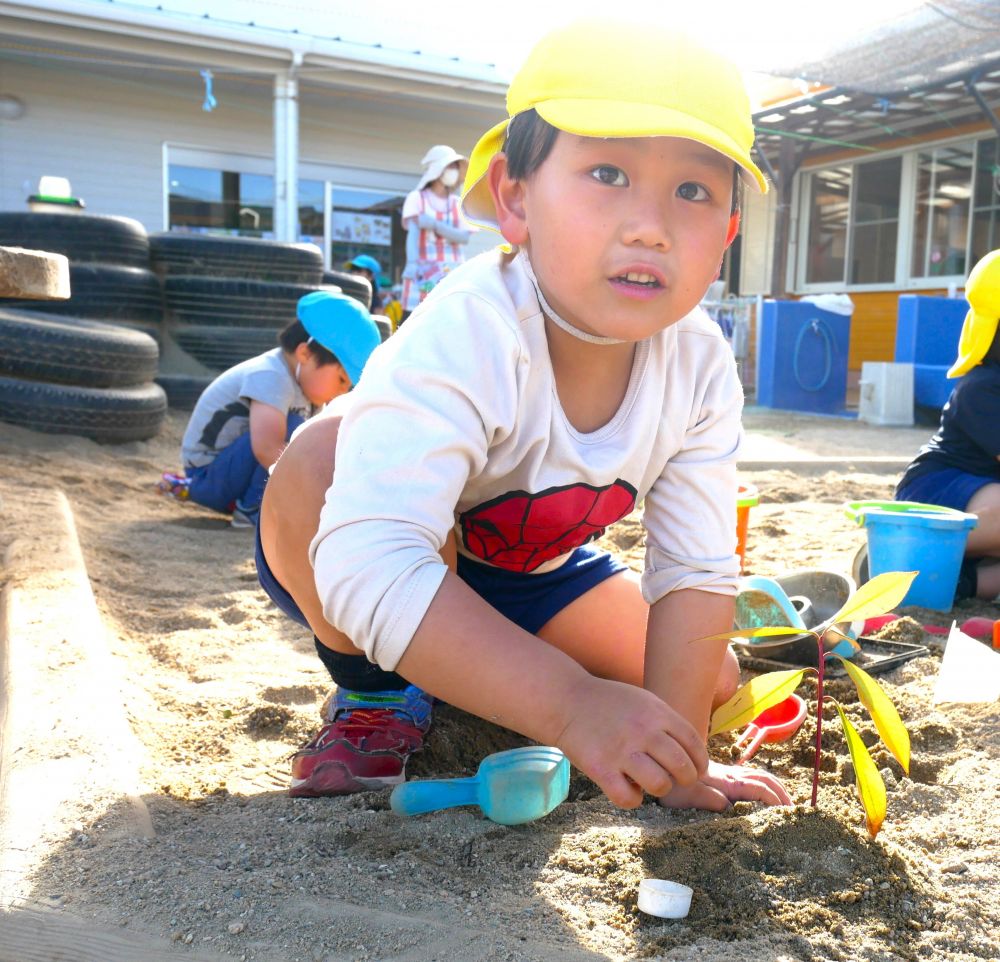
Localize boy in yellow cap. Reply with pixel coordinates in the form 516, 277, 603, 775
256, 20, 790, 809
894, 249, 1000, 601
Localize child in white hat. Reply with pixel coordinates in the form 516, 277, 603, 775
257, 20, 790, 810
399, 144, 473, 315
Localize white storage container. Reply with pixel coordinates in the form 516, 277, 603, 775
858, 362, 914, 426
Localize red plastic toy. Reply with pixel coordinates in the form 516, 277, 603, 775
733, 693, 808, 764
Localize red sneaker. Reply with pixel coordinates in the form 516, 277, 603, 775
289, 686, 432, 797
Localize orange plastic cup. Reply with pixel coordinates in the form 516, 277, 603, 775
736, 483, 759, 574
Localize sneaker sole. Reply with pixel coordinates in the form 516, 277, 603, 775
289, 762, 405, 798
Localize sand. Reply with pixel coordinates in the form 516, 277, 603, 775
0, 407, 997, 962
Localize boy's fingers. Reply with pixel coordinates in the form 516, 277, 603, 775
645, 731, 701, 787
741, 770, 793, 806
710, 767, 793, 807
657, 782, 730, 812
599, 772, 645, 810
623, 752, 674, 799
658, 713, 709, 776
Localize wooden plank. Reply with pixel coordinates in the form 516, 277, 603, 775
0, 905, 234, 962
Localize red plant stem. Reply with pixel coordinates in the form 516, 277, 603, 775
811, 635, 825, 807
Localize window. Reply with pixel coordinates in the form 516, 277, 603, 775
971, 137, 1000, 265
165, 150, 414, 281
805, 166, 850, 283
911, 143, 974, 278
168, 165, 274, 237
804, 159, 901, 286
330, 186, 405, 284
298, 179, 325, 248
848, 157, 901, 284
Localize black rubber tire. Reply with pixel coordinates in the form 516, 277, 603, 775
155, 373, 215, 410
323, 270, 371, 309
0, 375, 167, 442
373, 317, 391, 342
149, 233, 324, 284
0, 308, 158, 388
172, 324, 280, 371
5, 264, 164, 322
0, 211, 150, 267
163, 275, 336, 327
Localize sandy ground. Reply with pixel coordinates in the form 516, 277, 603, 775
0, 406, 997, 962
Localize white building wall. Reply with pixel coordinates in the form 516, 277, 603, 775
0, 56, 500, 250
738, 187, 775, 296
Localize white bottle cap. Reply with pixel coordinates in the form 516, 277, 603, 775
637, 879, 693, 919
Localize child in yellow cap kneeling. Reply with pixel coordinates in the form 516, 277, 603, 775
895, 249, 1000, 601
256, 20, 791, 809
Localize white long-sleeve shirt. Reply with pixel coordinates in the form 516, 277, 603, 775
310, 249, 743, 670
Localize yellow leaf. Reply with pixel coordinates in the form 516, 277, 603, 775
695, 626, 816, 644
708, 669, 807, 736
836, 657, 910, 774
835, 703, 887, 838
829, 571, 918, 625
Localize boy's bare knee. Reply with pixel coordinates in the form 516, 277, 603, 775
713, 646, 741, 708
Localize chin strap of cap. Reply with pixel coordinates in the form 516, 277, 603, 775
521, 254, 629, 346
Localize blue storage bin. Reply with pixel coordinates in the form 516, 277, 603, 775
894, 295, 968, 409
756, 301, 851, 414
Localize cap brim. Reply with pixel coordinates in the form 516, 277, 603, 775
461, 119, 508, 230
461, 104, 768, 231
948, 307, 998, 378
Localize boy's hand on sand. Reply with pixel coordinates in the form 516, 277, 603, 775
554, 677, 708, 809
656, 760, 792, 811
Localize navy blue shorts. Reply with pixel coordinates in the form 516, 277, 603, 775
896, 467, 995, 512
255, 527, 627, 635
456, 545, 628, 634
255, 525, 310, 629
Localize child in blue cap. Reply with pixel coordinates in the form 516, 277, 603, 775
256, 20, 790, 811
159, 291, 380, 528
346, 254, 383, 312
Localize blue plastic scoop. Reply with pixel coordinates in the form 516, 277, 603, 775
735, 575, 807, 632
389, 746, 570, 826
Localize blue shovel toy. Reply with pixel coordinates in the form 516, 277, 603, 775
390, 746, 570, 826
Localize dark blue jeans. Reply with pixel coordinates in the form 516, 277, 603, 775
187, 414, 304, 515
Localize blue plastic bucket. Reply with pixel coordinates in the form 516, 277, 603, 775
845, 501, 977, 611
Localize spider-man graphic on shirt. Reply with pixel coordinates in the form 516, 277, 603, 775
459, 479, 638, 573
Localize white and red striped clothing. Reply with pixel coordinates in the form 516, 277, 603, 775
401, 189, 468, 311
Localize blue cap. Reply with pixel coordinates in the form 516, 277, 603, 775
349, 254, 382, 275
297, 290, 381, 387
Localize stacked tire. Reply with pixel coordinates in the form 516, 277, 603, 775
151, 235, 370, 408
0, 212, 167, 442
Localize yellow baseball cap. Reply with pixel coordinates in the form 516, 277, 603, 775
462, 20, 768, 230
947, 249, 1000, 378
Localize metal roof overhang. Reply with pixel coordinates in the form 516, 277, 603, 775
750, 1, 1000, 182
752, 58, 1000, 185
0, 0, 508, 115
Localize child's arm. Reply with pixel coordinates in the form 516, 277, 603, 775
645, 589, 791, 809
248, 400, 289, 471
431, 220, 472, 245
393, 568, 710, 808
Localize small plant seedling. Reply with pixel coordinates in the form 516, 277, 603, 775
702, 571, 917, 837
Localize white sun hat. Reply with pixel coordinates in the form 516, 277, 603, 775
417, 144, 468, 190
